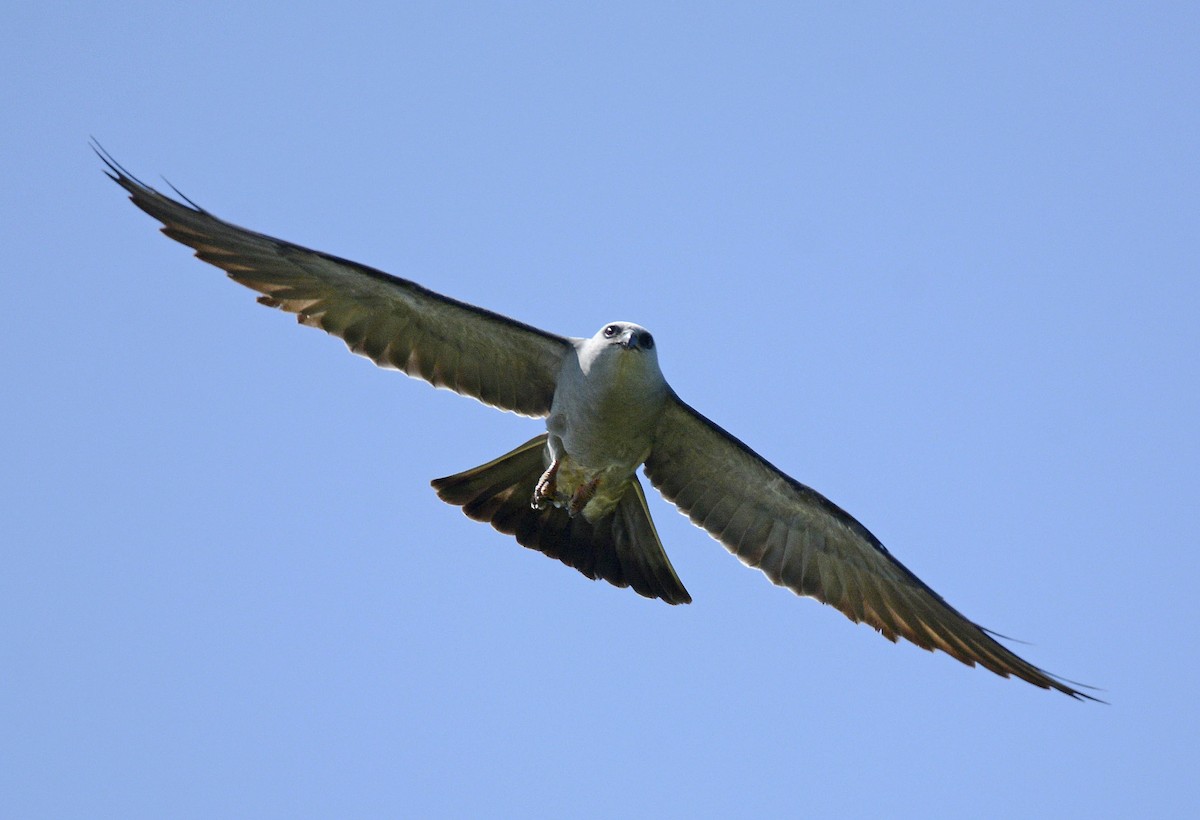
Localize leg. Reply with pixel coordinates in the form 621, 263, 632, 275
532, 458, 560, 509
568, 476, 600, 518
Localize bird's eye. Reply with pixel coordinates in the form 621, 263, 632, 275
641, 333, 654, 349
603, 325, 618, 338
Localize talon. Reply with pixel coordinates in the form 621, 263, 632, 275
532, 459, 561, 510
568, 477, 600, 518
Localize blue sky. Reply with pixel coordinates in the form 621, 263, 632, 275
3, 3, 1197, 817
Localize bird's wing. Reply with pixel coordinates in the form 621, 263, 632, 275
644, 393, 1097, 700
99, 148, 569, 417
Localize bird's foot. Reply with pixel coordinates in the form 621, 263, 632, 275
568, 477, 600, 518
532, 459, 561, 510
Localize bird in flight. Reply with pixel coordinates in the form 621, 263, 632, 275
97, 145, 1098, 700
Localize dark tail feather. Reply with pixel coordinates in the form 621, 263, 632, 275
431, 435, 692, 605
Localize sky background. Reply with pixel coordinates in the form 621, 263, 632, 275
3, 3, 1198, 817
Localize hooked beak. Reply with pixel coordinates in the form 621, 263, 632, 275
621, 331, 646, 351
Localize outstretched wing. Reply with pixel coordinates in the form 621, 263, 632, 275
99, 147, 570, 417
644, 393, 1098, 700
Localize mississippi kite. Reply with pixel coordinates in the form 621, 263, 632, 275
98, 147, 1097, 701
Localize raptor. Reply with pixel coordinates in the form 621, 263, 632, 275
98, 146, 1097, 700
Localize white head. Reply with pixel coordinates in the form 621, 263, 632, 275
576, 321, 663, 383
595, 321, 655, 353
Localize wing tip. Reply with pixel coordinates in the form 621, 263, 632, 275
91, 138, 137, 187
92, 139, 207, 217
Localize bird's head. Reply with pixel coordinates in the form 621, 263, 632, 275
578, 321, 664, 384
595, 321, 655, 353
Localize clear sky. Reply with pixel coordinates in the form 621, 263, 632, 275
3, 3, 1197, 817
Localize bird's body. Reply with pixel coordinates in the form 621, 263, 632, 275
97, 145, 1098, 701
544, 324, 667, 521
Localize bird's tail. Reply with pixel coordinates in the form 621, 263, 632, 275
431, 434, 691, 604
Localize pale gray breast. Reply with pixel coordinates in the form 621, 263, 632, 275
550, 342, 668, 469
